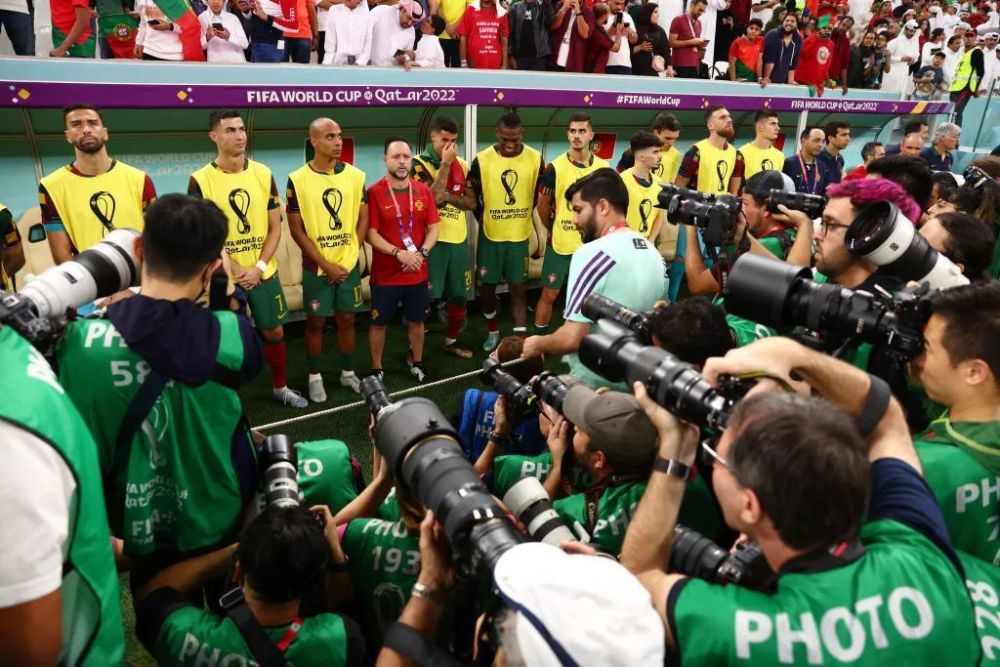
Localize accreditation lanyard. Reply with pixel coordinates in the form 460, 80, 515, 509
603, 221, 630, 236
798, 154, 820, 194
275, 618, 303, 652
387, 180, 418, 252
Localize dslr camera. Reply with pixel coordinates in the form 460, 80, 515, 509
657, 184, 743, 247
479, 359, 574, 422
0, 229, 140, 351
766, 190, 827, 220
670, 525, 772, 589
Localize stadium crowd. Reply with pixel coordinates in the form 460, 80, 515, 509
1, 100, 1000, 666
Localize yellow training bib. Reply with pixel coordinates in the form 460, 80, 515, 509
412, 155, 468, 244
478, 145, 542, 242
191, 159, 277, 279
621, 168, 661, 239
39, 161, 148, 254
738, 143, 785, 181
551, 153, 609, 255
693, 139, 737, 195
288, 162, 366, 272
654, 146, 682, 184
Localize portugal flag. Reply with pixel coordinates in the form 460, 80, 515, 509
151, 0, 206, 60
97, 0, 138, 58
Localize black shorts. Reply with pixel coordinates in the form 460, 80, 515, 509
370, 282, 430, 326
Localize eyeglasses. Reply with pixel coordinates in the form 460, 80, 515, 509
819, 219, 851, 233
700, 437, 732, 471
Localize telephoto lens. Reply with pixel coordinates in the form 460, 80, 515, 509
480, 358, 540, 423
766, 190, 827, 220
257, 434, 302, 509
360, 375, 524, 583
580, 293, 652, 343
503, 477, 578, 546
532, 371, 571, 414
669, 525, 772, 588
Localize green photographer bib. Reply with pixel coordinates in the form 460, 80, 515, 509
0, 327, 124, 666
296, 439, 359, 513
915, 417, 1000, 565
672, 519, 978, 665
959, 550, 1000, 665
57, 312, 254, 556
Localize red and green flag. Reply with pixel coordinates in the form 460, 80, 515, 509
151, 0, 205, 60
96, 0, 138, 58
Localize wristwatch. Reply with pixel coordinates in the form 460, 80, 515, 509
419, 247, 430, 258
652, 457, 697, 482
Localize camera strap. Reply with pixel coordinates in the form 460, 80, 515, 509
106, 370, 168, 502
384, 621, 464, 667
221, 589, 293, 667
583, 473, 643, 535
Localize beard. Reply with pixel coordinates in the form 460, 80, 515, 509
74, 136, 105, 155
578, 212, 599, 243
717, 126, 735, 140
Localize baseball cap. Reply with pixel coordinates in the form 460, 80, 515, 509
744, 170, 796, 199
494, 542, 666, 666
562, 385, 658, 471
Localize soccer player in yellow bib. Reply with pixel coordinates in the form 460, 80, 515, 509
460, 107, 544, 351
732, 109, 785, 192
287, 118, 367, 403
534, 113, 609, 335
411, 116, 477, 359
620, 131, 666, 242
39, 104, 157, 265
671, 104, 739, 302
189, 109, 307, 409
615, 111, 683, 185
0, 202, 24, 292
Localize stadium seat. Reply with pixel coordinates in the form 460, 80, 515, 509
528, 209, 546, 281
275, 204, 304, 314
14, 207, 55, 288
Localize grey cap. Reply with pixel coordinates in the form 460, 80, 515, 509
562, 385, 658, 472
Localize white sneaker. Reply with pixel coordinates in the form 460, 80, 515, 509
274, 386, 309, 409
340, 371, 362, 394
308, 375, 327, 403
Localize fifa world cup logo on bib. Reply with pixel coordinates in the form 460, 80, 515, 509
228, 188, 252, 235
761, 158, 774, 171
322, 187, 344, 231
89, 191, 117, 235
716, 161, 730, 192
639, 199, 653, 234
500, 169, 519, 206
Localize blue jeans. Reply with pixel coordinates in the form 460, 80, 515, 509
0, 9, 34, 55
606, 65, 631, 75
252, 41, 285, 62
284, 36, 311, 63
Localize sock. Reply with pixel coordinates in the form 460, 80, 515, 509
513, 326, 527, 338
446, 302, 466, 340
263, 338, 287, 389
307, 354, 322, 375
308, 372, 322, 380
340, 352, 354, 371
533, 324, 548, 335
483, 310, 500, 333
341, 369, 356, 377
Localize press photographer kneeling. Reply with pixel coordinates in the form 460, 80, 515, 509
620, 336, 979, 665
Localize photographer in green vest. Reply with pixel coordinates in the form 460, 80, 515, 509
911, 281, 1000, 564
622, 336, 979, 665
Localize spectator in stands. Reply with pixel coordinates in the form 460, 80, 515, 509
857, 30, 891, 88
882, 19, 921, 94
0, 0, 33, 55
200, 0, 250, 62
912, 50, 947, 100
761, 12, 801, 85
241, 0, 287, 61
632, 3, 672, 75
50, 0, 93, 57
750, 0, 780, 32
322, 0, 372, 65
920, 122, 959, 172
940, 33, 963, 85
844, 140, 884, 179
885, 118, 928, 154
796, 15, 840, 91
506, 0, 555, 70
550, 0, 595, 72
818, 120, 850, 184
458, 0, 509, 69
921, 26, 945, 63
829, 16, 853, 87
728, 17, 764, 80
584, 3, 620, 73
601, 0, 637, 74
135, 0, 186, 60
669, 0, 707, 78
369, 2, 418, 66
783, 127, 830, 195
282, 0, 317, 63
403, 15, 447, 69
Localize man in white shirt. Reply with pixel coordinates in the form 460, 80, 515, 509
322, 0, 373, 64
368, 1, 418, 66
199, 0, 250, 62
135, 0, 185, 59
604, 0, 637, 74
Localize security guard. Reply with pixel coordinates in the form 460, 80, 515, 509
949, 30, 985, 127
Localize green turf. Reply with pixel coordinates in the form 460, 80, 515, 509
242, 293, 564, 475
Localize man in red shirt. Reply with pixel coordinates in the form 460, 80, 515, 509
669, 0, 708, 78
458, 0, 509, 69
50, 0, 95, 57
366, 137, 440, 383
795, 15, 838, 91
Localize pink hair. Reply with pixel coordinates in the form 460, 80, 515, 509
826, 177, 922, 226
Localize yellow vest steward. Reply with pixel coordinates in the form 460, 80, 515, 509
191, 160, 278, 279
288, 163, 366, 273
39, 161, 147, 253
737, 143, 785, 181
655, 146, 682, 184
551, 153, 609, 255
950, 47, 982, 92
621, 168, 661, 239
412, 155, 468, 244
693, 139, 737, 195
478, 145, 542, 242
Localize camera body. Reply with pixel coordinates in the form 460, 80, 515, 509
670, 525, 772, 588
766, 189, 827, 220
480, 358, 539, 424
657, 184, 743, 247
